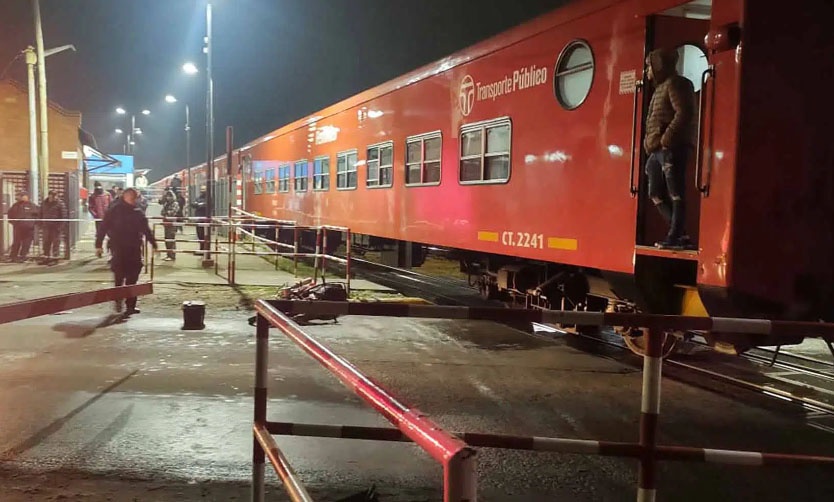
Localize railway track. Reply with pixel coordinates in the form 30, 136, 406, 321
346, 256, 834, 433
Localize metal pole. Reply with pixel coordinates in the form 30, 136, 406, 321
131, 115, 136, 154
205, 0, 214, 262
226, 126, 233, 219
346, 229, 351, 295
637, 328, 664, 502
25, 47, 39, 202
252, 314, 269, 502
185, 103, 191, 212
33, 0, 49, 200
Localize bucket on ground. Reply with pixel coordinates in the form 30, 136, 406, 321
182, 300, 206, 330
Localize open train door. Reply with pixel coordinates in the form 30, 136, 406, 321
636, 1, 711, 249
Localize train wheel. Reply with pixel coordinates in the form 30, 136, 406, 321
621, 328, 678, 358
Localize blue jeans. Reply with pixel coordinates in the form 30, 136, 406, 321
646, 147, 689, 240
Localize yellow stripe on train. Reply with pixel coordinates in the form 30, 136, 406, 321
547, 237, 578, 250
477, 231, 499, 242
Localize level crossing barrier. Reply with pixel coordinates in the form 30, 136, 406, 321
252, 300, 477, 502
255, 300, 834, 502
0, 283, 153, 325
149, 214, 352, 291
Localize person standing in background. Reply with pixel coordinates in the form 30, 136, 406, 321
40, 190, 67, 265
88, 182, 112, 235
6, 191, 39, 263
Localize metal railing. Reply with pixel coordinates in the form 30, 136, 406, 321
256, 300, 834, 502
148, 213, 352, 291
252, 300, 477, 502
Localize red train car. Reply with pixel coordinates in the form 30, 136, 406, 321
161, 0, 834, 354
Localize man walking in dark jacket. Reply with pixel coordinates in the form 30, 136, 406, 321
95, 188, 157, 315
643, 47, 695, 249
7, 191, 39, 263
40, 190, 67, 264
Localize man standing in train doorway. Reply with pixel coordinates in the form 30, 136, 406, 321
643, 47, 695, 249
95, 188, 157, 315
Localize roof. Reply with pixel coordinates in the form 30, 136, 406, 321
0, 78, 82, 118
239, 0, 615, 151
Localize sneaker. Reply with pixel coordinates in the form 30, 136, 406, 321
125, 308, 140, 316
655, 237, 684, 250
163, 256, 174, 262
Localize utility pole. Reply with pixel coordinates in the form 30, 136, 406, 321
204, 0, 214, 265
24, 47, 39, 202
33, 0, 49, 200
185, 103, 191, 206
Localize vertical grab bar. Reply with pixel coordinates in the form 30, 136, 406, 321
629, 80, 644, 196
695, 65, 715, 196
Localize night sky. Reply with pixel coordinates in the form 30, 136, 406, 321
1, 0, 569, 181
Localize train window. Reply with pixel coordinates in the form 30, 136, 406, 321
554, 40, 594, 110
366, 141, 393, 188
277, 165, 290, 193
406, 132, 441, 186
459, 118, 511, 184
253, 168, 264, 195
265, 168, 276, 193
676, 44, 709, 92
294, 160, 309, 192
313, 156, 330, 191
336, 150, 358, 190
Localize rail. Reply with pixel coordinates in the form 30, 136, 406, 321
252, 300, 477, 502
260, 300, 834, 502
0, 283, 153, 324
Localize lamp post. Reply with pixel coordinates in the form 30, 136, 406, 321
115, 107, 150, 154
23, 40, 76, 202
204, 0, 215, 264
165, 93, 191, 205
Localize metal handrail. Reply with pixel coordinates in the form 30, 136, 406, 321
696, 65, 715, 196
629, 79, 645, 196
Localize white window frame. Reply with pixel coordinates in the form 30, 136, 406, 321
253, 168, 264, 194
405, 131, 442, 187
459, 117, 512, 185
277, 165, 290, 193
265, 167, 277, 193
336, 149, 358, 190
294, 159, 309, 192
313, 155, 330, 192
366, 141, 394, 189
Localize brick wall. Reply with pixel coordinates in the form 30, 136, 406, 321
0, 79, 82, 174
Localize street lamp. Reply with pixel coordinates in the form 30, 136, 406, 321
165, 94, 177, 103
114, 128, 123, 134
114, 107, 149, 154
182, 61, 198, 75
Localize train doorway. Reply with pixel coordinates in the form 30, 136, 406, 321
635, 1, 711, 248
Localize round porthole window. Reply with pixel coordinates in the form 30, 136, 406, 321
554, 40, 595, 110
676, 44, 709, 92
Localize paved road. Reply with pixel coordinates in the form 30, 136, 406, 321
1, 293, 833, 500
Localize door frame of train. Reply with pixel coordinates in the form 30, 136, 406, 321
634, 11, 711, 248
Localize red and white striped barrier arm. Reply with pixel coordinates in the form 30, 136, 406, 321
254, 300, 477, 502
266, 301, 834, 338
0, 283, 153, 325
265, 421, 834, 467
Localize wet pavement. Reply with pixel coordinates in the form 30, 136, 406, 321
1, 295, 834, 500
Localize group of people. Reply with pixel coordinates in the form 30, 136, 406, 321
6, 190, 68, 264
